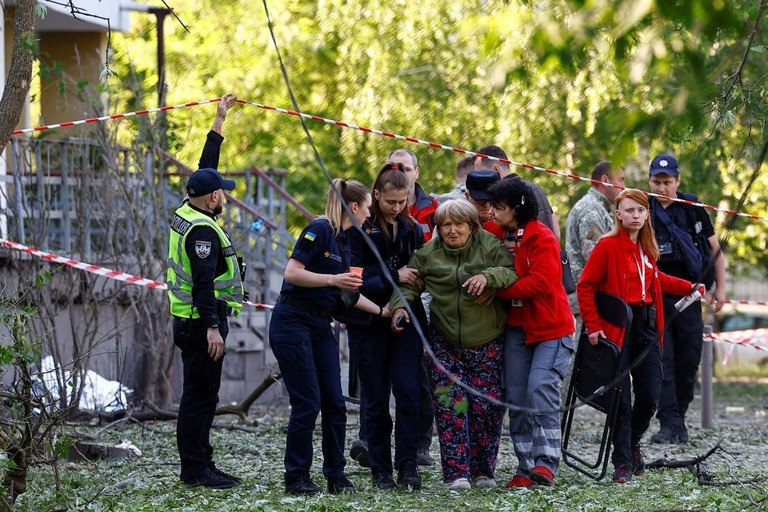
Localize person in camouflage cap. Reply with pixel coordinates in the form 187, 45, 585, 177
565, 161, 625, 315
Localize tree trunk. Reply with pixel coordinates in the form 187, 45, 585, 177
0, 0, 37, 148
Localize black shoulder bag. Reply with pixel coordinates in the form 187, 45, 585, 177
652, 200, 713, 287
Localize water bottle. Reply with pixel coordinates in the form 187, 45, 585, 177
674, 288, 702, 312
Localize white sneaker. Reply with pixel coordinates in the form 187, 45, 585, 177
448, 477, 471, 490
475, 475, 497, 489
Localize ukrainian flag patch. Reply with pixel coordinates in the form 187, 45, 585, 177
304, 231, 317, 241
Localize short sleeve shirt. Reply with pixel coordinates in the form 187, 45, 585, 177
280, 218, 346, 311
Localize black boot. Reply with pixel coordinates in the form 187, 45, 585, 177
371, 467, 396, 489
328, 475, 355, 494
397, 460, 422, 490
285, 473, 322, 495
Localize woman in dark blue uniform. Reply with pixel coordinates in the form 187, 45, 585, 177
346, 163, 425, 490
270, 179, 385, 495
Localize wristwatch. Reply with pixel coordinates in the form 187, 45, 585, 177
209, 324, 219, 330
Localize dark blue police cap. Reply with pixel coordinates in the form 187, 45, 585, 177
465, 170, 500, 201
649, 154, 679, 177
187, 168, 236, 197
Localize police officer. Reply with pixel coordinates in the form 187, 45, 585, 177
647, 154, 726, 445
270, 178, 383, 495
167, 94, 243, 489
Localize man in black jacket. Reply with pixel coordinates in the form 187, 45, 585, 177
647, 154, 726, 445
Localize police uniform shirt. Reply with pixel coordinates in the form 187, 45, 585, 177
652, 194, 715, 281
280, 218, 346, 312
184, 204, 229, 327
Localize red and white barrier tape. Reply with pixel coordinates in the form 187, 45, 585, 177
711, 298, 768, 307
236, 99, 768, 223
10, 97, 767, 223
706, 329, 768, 367
11, 98, 223, 135
0, 238, 273, 310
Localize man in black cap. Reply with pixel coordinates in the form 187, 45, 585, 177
167, 93, 245, 489
647, 153, 726, 445
473, 145, 559, 238
465, 169, 503, 236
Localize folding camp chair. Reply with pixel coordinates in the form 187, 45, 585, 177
561, 291, 632, 480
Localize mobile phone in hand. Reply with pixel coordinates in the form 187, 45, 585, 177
395, 315, 407, 328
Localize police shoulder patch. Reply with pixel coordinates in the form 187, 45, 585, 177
195, 240, 212, 259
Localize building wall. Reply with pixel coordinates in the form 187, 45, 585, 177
38, 32, 108, 128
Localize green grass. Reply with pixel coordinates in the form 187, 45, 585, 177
8, 381, 768, 511
715, 362, 768, 382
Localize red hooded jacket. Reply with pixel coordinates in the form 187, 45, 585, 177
577, 229, 692, 349
497, 220, 574, 343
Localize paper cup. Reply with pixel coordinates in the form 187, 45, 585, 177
349, 267, 363, 276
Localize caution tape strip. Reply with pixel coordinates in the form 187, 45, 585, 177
3, 238, 767, 318
236, 99, 768, 223
9, 97, 768, 223
11, 98, 223, 135
711, 298, 768, 307
0, 238, 273, 310
707, 330, 768, 356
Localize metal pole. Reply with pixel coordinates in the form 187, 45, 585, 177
701, 324, 714, 428
148, 7, 170, 189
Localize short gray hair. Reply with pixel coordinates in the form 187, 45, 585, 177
435, 199, 481, 236
387, 148, 418, 168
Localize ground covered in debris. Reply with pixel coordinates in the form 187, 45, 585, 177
12, 380, 768, 511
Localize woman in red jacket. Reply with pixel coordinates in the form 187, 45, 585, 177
487, 179, 575, 489
577, 188, 701, 484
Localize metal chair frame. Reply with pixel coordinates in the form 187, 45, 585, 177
561, 291, 633, 480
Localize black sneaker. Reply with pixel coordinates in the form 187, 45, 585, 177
183, 468, 236, 490
612, 465, 632, 484
397, 460, 422, 490
416, 448, 436, 467
371, 467, 397, 489
650, 427, 680, 445
631, 445, 645, 476
209, 464, 241, 483
285, 473, 322, 495
328, 475, 355, 494
349, 439, 370, 468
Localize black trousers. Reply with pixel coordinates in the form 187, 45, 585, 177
348, 316, 422, 472
612, 310, 662, 468
174, 316, 228, 482
656, 294, 704, 430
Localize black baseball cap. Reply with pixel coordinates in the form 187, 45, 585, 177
465, 170, 500, 201
649, 154, 679, 177
187, 168, 236, 197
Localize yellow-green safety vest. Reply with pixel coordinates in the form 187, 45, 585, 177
166, 202, 243, 318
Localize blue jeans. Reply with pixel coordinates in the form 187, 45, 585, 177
504, 326, 574, 476
612, 312, 662, 468
269, 302, 347, 482
348, 316, 421, 473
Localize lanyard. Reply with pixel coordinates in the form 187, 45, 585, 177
504, 228, 525, 255
633, 247, 647, 302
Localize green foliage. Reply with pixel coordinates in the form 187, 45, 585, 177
107, 0, 768, 271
